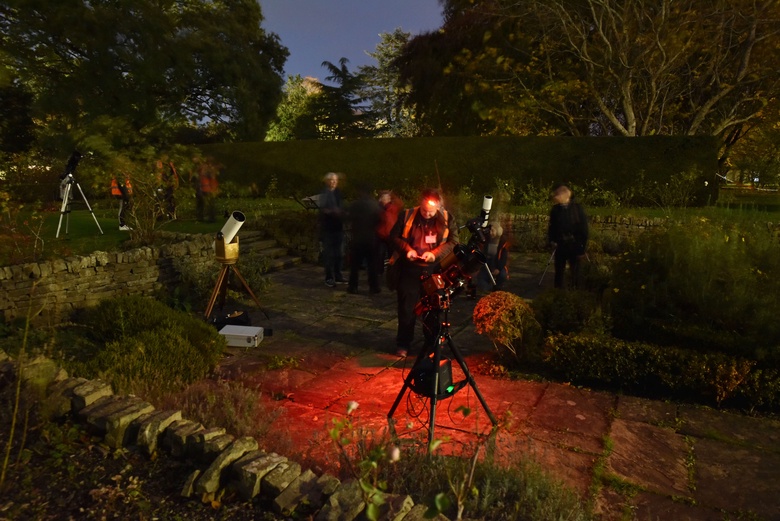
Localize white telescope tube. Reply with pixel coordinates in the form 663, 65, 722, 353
219, 211, 246, 244
481, 195, 493, 228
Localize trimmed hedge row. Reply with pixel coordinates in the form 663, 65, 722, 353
200, 136, 718, 203
544, 333, 780, 411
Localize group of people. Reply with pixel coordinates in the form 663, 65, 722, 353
317, 174, 589, 359
109, 156, 220, 230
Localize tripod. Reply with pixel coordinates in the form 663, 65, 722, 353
388, 288, 498, 448
56, 174, 104, 238
204, 235, 263, 320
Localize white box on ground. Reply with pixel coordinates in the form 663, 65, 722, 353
219, 325, 264, 347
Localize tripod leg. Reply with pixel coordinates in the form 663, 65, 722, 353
56, 183, 72, 238
204, 265, 230, 319
539, 248, 556, 286
446, 335, 498, 426
230, 266, 263, 308
387, 347, 428, 421
426, 336, 444, 448
74, 182, 104, 235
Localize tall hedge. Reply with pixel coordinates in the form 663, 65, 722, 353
200, 136, 718, 203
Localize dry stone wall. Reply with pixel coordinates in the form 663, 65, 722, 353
1, 352, 436, 520
0, 232, 268, 326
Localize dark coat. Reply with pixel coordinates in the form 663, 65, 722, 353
547, 202, 588, 255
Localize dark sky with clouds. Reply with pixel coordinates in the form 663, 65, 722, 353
260, 0, 443, 83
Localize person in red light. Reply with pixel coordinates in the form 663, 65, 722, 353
389, 188, 458, 357
376, 189, 404, 273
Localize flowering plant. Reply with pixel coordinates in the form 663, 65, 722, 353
472, 291, 541, 358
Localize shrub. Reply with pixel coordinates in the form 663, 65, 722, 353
472, 291, 542, 362
378, 443, 590, 521
156, 378, 283, 441
543, 333, 780, 410
607, 219, 780, 359
63, 295, 225, 395
532, 289, 603, 336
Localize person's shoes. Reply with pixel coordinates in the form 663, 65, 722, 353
395, 348, 408, 358
119, 225, 132, 231
325, 279, 336, 288
335, 278, 347, 285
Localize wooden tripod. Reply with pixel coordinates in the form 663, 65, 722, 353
204, 236, 262, 319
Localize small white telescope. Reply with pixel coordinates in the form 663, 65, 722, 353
219, 211, 245, 244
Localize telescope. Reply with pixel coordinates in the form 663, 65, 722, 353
214, 211, 245, 264
415, 195, 494, 313
389, 194, 499, 446
206, 211, 262, 319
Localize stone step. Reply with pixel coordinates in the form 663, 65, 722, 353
244, 238, 278, 251
266, 255, 302, 272
257, 246, 289, 259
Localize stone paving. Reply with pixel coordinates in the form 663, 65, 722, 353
216, 254, 780, 521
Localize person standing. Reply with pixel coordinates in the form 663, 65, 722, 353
195, 158, 219, 223
154, 159, 179, 220
110, 174, 133, 231
390, 188, 458, 357
318, 172, 346, 287
376, 190, 404, 274
346, 184, 382, 294
547, 185, 588, 289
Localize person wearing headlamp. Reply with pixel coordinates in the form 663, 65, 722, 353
389, 188, 459, 357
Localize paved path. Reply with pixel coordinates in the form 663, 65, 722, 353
216, 255, 780, 521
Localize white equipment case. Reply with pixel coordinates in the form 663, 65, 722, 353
219, 325, 265, 347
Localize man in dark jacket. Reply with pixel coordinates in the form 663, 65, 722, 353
346, 185, 382, 294
319, 172, 346, 287
547, 185, 588, 289
389, 188, 459, 357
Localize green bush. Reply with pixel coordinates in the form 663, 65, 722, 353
64, 296, 225, 394
380, 447, 591, 521
532, 289, 603, 336
607, 219, 780, 359
156, 378, 283, 441
544, 333, 780, 410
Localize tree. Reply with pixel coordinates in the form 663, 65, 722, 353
399, 0, 780, 168
358, 29, 420, 137
313, 58, 374, 139
0, 81, 35, 154
266, 75, 320, 141
394, 6, 504, 136
0, 0, 288, 149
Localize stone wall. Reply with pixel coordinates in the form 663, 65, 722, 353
500, 213, 780, 249
2, 352, 433, 520
0, 232, 266, 326
3, 215, 778, 326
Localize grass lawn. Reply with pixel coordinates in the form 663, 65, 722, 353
0, 196, 305, 265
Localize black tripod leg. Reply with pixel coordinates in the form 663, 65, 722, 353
446, 336, 498, 426
426, 336, 444, 448
387, 348, 427, 421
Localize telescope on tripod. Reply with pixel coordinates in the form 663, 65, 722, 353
56, 151, 104, 238
388, 195, 499, 448
204, 211, 263, 320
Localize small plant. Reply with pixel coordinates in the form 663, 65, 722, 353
329, 401, 394, 520
267, 355, 299, 370
157, 377, 282, 441
472, 291, 542, 361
